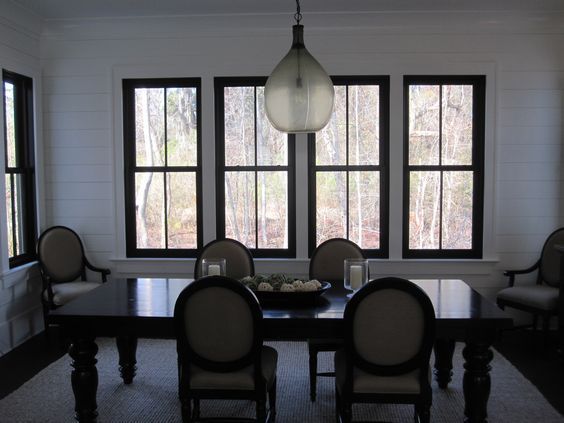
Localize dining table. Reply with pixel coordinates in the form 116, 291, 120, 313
49, 277, 512, 423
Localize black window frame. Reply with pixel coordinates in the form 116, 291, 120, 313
2, 70, 36, 268
214, 77, 296, 258
122, 77, 203, 258
403, 75, 485, 259
308, 75, 390, 258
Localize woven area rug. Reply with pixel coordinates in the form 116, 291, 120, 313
0, 339, 561, 422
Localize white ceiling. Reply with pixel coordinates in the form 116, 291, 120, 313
10, 0, 564, 20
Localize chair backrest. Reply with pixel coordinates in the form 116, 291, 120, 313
37, 226, 85, 283
540, 227, 564, 287
344, 277, 435, 377
194, 238, 254, 279
309, 238, 366, 283
174, 276, 262, 372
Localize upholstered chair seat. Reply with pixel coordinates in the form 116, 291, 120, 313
497, 285, 558, 312
43, 281, 102, 306
335, 278, 435, 423
188, 346, 277, 391
496, 227, 564, 341
174, 276, 277, 423
335, 350, 430, 395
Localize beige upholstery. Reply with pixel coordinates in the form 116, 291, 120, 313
353, 289, 424, 365
188, 346, 277, 390
196, 240, 253, 279
497, 285, 558, 311
540, 229, 564, 287
310, 238, 364, 283
184, 287, 254, 362
335, 350, 429, 395
38, 228, 83, 281
43, 281, 102, 306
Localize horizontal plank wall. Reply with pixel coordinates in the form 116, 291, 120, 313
40, 12, 564, 323
0, 2, 43, 356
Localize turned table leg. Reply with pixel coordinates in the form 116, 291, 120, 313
69, 337, 99, 422
116, 335, 138, 384
462, 341, 494, 423
434, 338, 456, 389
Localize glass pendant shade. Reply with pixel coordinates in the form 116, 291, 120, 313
265, 25, 334, 133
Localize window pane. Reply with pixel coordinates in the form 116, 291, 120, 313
13, 174, 24, 256
256, 87, 287, 166
442, 85, 473, 165
409, 85, 439, 165
349, 171, 380, 249
135, 88, 165, 167
167, 87, 198, 166
316, 85, 346, 166
5, 175, 14, 257
4, 82, 16, 168
316, 171, 347, 246
257, 171, 287, 248
224, 87, 255, 166
409, 171, 440, 249
135, 172, 165, 248
442, 171, 473, 249
167, 172, 197, 249
225, 171, 256, 248
349, 85, 379, 166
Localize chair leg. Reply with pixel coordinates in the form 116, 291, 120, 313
257, 397, 267, 423
181, 397, 192, 423
335, 388, 341, 423
309, 345, 318, 402
192, 399, 200, 420
542, 314, 551, 348
415, 403, 430, 423
341, 400, 352, 423
268, 377, 277, 421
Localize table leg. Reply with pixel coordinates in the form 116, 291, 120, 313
69, 336, 98, 422
433, 338, 455, 389
116, 335, 138, 384
462, 341, 493, 423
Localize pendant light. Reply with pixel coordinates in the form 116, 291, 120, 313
264, 0, 334, 133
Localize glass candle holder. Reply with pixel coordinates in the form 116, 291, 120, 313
344, 258, 369, 294
201, 258, 226, 277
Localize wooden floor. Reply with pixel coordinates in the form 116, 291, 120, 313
0, 330, 562, 416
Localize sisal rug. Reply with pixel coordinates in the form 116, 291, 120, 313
0, 339, 562, 422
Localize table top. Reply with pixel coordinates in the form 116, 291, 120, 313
50, 278, 511, 327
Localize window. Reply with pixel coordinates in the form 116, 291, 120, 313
308, 76, 389, 257
123, 78, 202, 257
2, 70, 36, 268
403, 76, 485, 258
215, 77, 295, 258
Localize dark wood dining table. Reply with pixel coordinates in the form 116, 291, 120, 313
49, 277, 512, 423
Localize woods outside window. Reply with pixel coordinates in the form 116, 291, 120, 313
308, 76, 389, 258
123, 78, 202, 257
403, 76, 485, 258
215, 77, 296, 258
2, 70, 36, 268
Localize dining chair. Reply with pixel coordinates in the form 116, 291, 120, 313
335, 277, 436, 423
194, 238, 255, 279
37, 226, 110, 329
308, 237, 367, 402
174, 275, 277, 422
497, 227, 564, 343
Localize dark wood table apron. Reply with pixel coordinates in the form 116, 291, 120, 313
49, 278, 512, 423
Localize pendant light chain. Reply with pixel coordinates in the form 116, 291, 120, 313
294, 0, 302, 24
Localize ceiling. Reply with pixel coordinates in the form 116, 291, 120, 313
10, 0, 564, 20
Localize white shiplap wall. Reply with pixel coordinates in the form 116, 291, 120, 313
0, 1, 44, 356
37, 12, 564, 323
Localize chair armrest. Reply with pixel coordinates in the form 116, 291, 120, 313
41, 273, 55, 306
84, 258, 111, 282
503, 259, 540, 287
